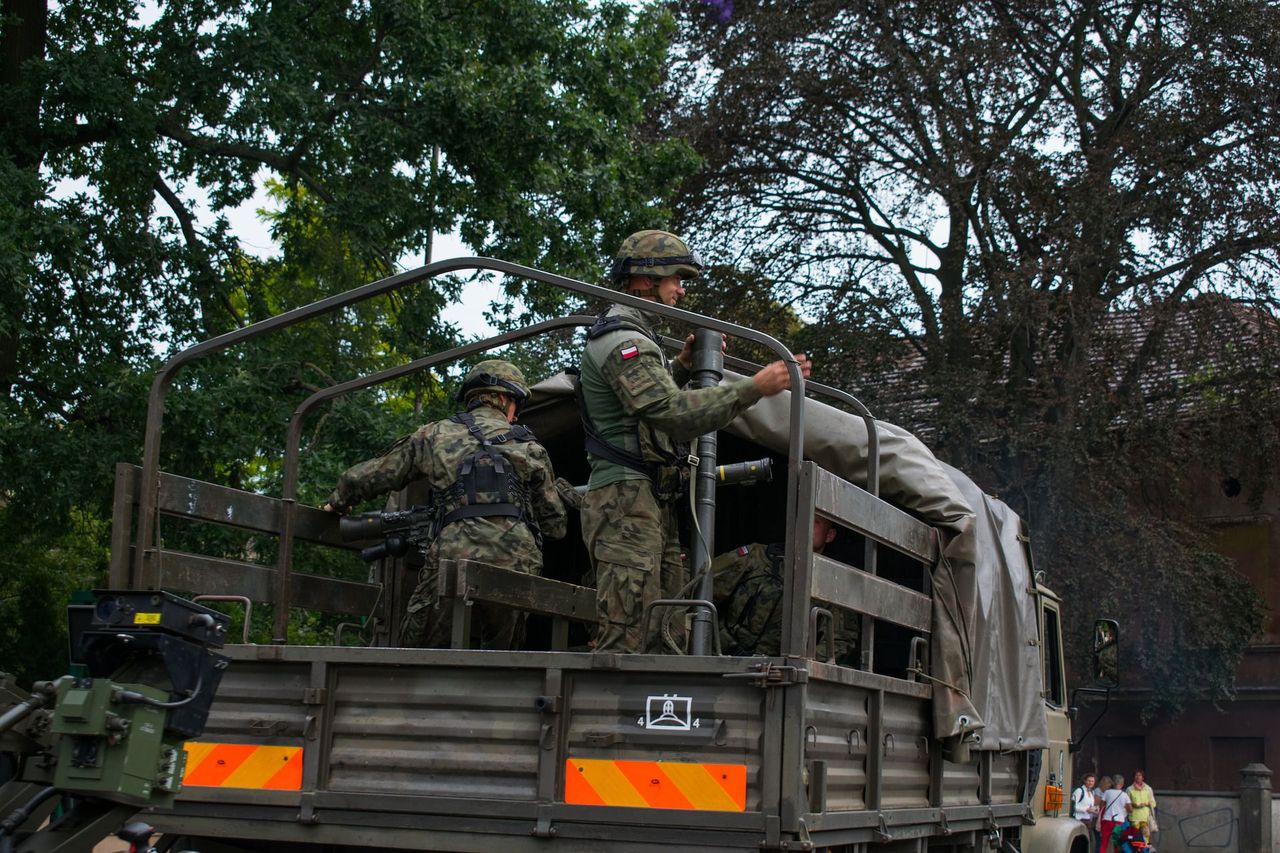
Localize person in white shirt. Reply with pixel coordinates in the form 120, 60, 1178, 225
1099, 774, 1133, 853
1071, 773, 1100, 852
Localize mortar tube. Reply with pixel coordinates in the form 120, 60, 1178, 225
688, 328, 724, 656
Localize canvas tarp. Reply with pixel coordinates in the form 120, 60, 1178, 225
526, 373, 1048, 751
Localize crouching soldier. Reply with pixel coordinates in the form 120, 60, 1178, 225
324, 360, 568, 649
712, 515, 858, 662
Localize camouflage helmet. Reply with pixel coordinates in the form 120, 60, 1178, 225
609, 229, 704, 287
457, 359, 531, 413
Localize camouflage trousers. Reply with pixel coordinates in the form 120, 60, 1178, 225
581, 479, 687, 654
399, 557, 528, 650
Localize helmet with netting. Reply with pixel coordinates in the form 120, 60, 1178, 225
457, 360, 530, 413
608, 229, 704, 286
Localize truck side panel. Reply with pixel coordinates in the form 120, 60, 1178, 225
329, 664, 545, 799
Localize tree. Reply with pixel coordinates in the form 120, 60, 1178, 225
671, 0, 1280, 711
0, 0, 697, 683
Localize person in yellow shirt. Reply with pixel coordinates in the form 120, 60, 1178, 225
1127, 769, 1157, 842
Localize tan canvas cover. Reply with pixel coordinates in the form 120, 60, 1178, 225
525, 373, 1048, 750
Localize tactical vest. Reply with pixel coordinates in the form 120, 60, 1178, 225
428, 411, 542, 544
720, 543, 787, 656
578, 309, 686, 496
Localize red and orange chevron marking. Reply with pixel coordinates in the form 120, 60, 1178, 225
182, 742, 303, 790
564, 758, 746, 811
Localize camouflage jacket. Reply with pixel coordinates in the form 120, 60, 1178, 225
327, 404, 567, 574
579, 304, 763, 490
712, 543, 859, 661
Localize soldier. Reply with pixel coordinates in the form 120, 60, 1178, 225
323, 360, 569, 649
579, 228, 811, 654
711, 515, 859, 661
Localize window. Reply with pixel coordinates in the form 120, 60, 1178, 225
1042, 605, 1065, 707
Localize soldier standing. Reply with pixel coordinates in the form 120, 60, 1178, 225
324, 360, 568, 649
579, 229, 811, 654
711, 515, 859, 660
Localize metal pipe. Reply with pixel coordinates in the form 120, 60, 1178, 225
688, 328, 725, 656
0, 680, 64, 735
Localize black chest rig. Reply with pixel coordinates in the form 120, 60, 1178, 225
578, 311, 689, 501
430, 411, 541, 545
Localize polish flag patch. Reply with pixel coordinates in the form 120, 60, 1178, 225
620, 345, 640, 361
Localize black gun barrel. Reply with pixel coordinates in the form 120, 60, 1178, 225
716, 456, 773, 486
359, 534, 412, 563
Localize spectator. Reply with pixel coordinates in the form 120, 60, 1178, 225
1128, 769, 1158, 843
1072, 773, 1100, 852
1099, 774, 1133, 853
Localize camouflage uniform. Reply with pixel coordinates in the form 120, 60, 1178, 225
712, 543, 859, 661
580, 302, 763, 653
328, 369, 567, 649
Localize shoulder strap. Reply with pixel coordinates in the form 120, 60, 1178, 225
448, 410, 489, 444
587, 309, 656, 343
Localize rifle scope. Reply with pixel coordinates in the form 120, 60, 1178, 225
715, 456, 773, 486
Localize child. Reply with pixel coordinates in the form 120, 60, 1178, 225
1112, 819, 1147, 853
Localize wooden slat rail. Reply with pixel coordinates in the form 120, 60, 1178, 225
118, 463, 352, 547
110, 463, 380, 616
438, 560, 595, 622
811, 466, 939, 566
438, 559, 596, 651
806, 463, 936, 638
811, 554, 931, 632
156, 550, 381, 615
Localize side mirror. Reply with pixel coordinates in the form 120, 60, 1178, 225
1092, 619, 1120, 687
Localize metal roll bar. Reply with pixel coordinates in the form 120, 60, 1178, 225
132, 259, 805, 646
271, 315, 595, 641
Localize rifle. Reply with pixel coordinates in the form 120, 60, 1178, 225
339, 507, 435, 562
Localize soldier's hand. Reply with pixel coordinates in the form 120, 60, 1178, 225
676, 332, 727, 369
555, 477, 585, 511
321, 502, 344, 515
752, 353, 811, 396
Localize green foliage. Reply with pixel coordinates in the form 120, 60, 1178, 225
0, 0, 694, 680
0, 509, 106, 685
672, 0, 1280, 712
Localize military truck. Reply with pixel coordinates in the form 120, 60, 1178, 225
2, 259, 1108, 853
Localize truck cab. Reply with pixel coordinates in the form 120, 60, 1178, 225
1023, 586, 1089, 853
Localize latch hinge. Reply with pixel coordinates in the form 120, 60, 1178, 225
297, 792, 318, 824
302, 687, 327, 705
875, 812, 892, 842
532, 806, 557, 838
723, 662, 808, 688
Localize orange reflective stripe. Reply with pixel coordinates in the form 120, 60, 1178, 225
183, 743, 303, 791
564, 759, 747, 811
563, 761, 608, 806
659, 761, 746, 812
262, 750, 305, 790
183, 743, 256, 787
614, 761, 695, 811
